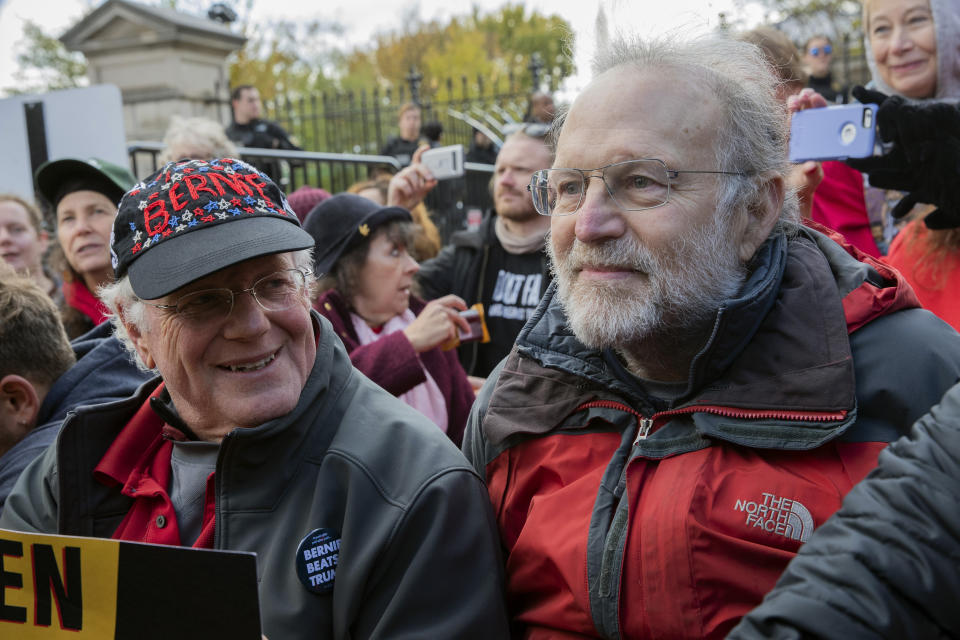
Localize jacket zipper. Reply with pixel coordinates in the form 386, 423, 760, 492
574, 400, 848, 446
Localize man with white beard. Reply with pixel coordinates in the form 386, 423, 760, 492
462, 34, 960, 639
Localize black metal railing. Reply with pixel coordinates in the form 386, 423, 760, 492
128, 142, 494, 244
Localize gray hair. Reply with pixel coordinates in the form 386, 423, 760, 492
158, 115, 239, 164
99, 248, 315, 370
551, 33, 800, 229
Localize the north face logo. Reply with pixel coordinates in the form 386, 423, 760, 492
733, 492, 813, 542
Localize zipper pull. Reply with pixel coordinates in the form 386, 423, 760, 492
634, 417, 653, 444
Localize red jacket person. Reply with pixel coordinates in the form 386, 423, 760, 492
463, 34, 960, 638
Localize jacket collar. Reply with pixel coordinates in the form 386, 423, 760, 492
485, 224, 918, 448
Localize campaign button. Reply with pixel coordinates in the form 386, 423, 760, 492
295, 528, 341, 594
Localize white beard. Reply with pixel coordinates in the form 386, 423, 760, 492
548, 215, 747, 350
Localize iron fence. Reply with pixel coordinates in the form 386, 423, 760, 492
127, 142, 495, 244
255, 62, 558, 154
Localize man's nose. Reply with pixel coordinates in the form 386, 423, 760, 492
222, 289, 271, 339
574, 176, 626, 243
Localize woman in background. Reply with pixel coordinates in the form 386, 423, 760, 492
34, 158, 135, 338
0, 194, 58, 302
305, 193, 474, 444
867, 0, 960, 328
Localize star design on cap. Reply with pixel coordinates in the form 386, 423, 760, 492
162, 228, 173, 237
230, 197, 241, 206
169, 215, 180, 227
188, 219, 198, 227
203, 201, 219, 212
138, 200, 148, 210
133, 230, 143, 243
176, 224, 187, 233
218, 199, 231, 210
198, 166, 210, 172
171, 173, 183, 183
193, 207, 205, 218
243, 206, 255, 214
152, 233, 161, 243
230, 207, 243, 216
216, 211, 228, 220
358, 224, 370, 237
143, 237, 152, 249
183, 211, 194, 221
244, 196, 257, 205
223, 166, 236, 175
161, 183, 172, 191
132, 242, 142, 254
201, 215, 215, 223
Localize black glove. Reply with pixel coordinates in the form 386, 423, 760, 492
845, 86, 960, 229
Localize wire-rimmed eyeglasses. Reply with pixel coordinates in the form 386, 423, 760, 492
143, 268, 310, 324
527, 158, 751, 217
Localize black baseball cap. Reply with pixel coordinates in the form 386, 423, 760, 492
304, 193, 412, 276
35, 157, 136, 208
110, 157, 314, 300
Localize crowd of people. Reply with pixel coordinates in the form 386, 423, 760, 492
1, 0, 959, 636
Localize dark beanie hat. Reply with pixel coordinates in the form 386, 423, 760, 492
304, 193, 412, 276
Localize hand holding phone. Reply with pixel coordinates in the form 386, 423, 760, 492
788, 104, 879, 163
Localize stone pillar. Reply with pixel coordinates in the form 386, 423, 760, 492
60, 0, 245, 141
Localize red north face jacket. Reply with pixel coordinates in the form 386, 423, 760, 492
463, 225, 960, 639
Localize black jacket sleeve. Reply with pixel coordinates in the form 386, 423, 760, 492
415, 244, 459, 301
728, 380, 960, 639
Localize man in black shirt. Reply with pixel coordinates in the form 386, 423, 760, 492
417, 128, 553, 379
225, 85, 301, 182
381, 103, 423, 167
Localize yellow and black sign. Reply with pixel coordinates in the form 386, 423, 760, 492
0, 528, 260, 639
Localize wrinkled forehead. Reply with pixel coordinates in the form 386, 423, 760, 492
556, 67, 721, 167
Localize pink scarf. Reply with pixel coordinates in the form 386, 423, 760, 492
350, 310, 448, 432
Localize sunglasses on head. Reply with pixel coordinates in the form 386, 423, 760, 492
809, 44, 832, 56
502, 122, 551, 138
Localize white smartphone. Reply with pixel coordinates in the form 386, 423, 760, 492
420, 144, 465, 180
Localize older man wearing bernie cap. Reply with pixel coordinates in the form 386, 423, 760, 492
1, 158, 509, 639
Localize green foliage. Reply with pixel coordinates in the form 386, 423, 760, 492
229, 3, 575, 102
6, 20, 88, 95
339, 4, 575, 100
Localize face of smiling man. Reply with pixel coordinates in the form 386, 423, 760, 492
124, 252, 316, 442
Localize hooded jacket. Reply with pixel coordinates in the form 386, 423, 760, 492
463, 224, 960, 639
1, 312, 509, 639
0, 322, 152, 512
